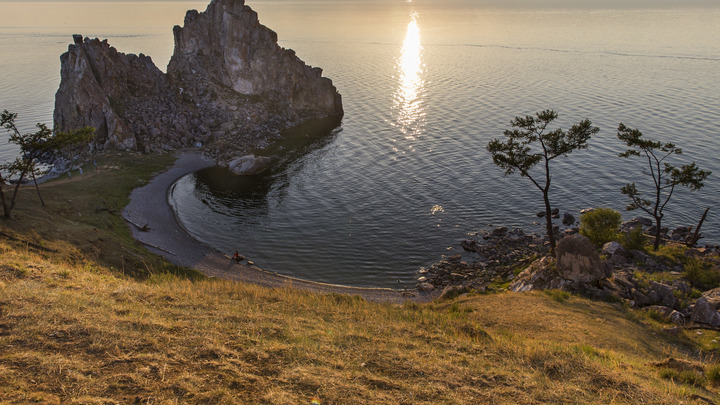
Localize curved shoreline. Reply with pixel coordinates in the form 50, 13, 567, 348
122, 150, 437, 303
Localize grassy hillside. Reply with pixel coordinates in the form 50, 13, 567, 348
2, 152, 720, 404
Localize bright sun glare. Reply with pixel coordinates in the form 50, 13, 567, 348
394, 11, 425, 139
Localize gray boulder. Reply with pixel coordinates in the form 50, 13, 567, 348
418, 282, 435, 292
648, 281, 678, 309
634, 217, 653, 227
701, 287, 720, 310
556, 234, 609, 283
509, 256, 558, 292
691, 297, 720, 327
670, 311, 685, 325
562, 212, 575, 226
602, 241, 626, 257
227, 155, 272, 175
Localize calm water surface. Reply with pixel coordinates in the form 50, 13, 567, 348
1, 2, 719, 287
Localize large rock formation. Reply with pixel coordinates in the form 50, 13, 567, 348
54, 35, 206, 153
168, 0, 342, 122
54, 0, 342, 160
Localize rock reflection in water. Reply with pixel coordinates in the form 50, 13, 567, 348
184, 115, 343, 224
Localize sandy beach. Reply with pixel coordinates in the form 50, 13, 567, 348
122, 150, 437, 303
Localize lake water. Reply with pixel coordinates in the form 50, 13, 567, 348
1, 1, 719, 288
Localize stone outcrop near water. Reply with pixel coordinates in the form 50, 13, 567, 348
53, 0, 342, 160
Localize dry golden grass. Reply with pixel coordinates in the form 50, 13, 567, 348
0, 152, 201, 280
2, 242, 720, 404
2, 152, 720, 403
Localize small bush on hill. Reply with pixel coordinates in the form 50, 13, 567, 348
543, 289, 571, 302
580, 208, 622, 247
706, 364, 720, 386
621, 224, 647, 252
683, 258, 720, 291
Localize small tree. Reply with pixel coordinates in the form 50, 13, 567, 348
617, 123, 711, 250
487, 110, 599, 256
0, 110, 94, 218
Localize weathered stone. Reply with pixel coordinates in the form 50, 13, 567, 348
227, 155, 272, 175
460, 239, 478, 252
440, 285, 467, 299
631, 288, 653, 307
670, 310, 685, 325
634, 217, 653, 227
509, 256, 557, 292
609, 253, 627, 267
418, 282, 435, 292
621, 220, 641, 232
562, 212, 575, 226
602, 241, 626, 257
491, 227, 508, 237
555, 234, 607, 283
691, 297, 720, 327
648, 281, 678, 309
702, 287, 720, 310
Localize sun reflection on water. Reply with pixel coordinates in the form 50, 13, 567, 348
393, 11, 425, 140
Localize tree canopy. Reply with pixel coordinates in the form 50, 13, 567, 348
617, 123, 711, 250
487, 110, 599, 256
1, 109, 95, 218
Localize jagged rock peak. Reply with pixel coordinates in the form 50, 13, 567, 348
53, 0, 343, 158
54, 36, 210, 154
168, 0, 342, 120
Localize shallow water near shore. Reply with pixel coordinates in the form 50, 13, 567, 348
2, 2, 720, 287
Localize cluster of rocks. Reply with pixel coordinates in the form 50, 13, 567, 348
53, 0, 343, 171
416, 226, 547, 298
509, 234, 720, 328
419, 208, 720, 328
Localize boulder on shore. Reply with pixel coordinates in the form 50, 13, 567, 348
556, 234, 610, 283
227, 155, 272, 175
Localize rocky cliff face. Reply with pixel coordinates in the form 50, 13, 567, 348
168, 0, 342, 121
54, 0, 342, 159
54, 35, 208, 153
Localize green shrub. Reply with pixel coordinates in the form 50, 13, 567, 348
580, 208, 622, 247
706, 364, 720, 386
543, 289, 571, 302
659, 368, 705, 387
621, 224, 647, 252
683, 258, 720, 291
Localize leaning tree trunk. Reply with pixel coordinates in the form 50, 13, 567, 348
6, 171, 26, 218
543, 190, 556, 257
687, 207, 710, 248
0, 182, 9, 218
31, 172, 45, 207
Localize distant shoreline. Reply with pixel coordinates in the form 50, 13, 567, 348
122, 149, 436, 303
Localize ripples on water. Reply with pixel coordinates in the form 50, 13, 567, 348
2, 2, 719, 287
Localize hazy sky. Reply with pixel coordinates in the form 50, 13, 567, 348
1, 0, 718, 6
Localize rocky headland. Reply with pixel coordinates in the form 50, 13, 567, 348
53, 0, 342, 169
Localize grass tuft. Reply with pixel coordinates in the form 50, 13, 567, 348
543, 289, 571, 302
